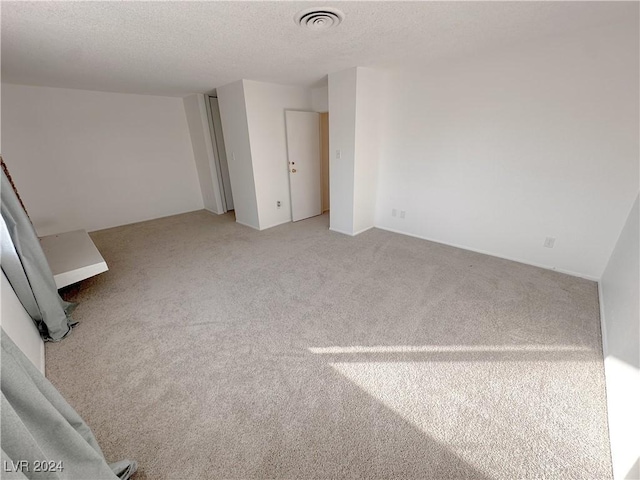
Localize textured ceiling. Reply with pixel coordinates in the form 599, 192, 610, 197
1, 1, 637, 96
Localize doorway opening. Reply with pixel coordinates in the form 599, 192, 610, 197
319, 112, 330, 215
206, 95, 234, 213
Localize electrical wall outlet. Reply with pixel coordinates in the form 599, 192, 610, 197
277, 201, 281, 209
544, 237, 556, 248
392, 209, 397, 217
336, 149, 341, 159
400, 211, 406, 219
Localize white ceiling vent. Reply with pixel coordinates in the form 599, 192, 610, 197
294, 7, 344, 30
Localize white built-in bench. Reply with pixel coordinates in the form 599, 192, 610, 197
39, 230, 108, 289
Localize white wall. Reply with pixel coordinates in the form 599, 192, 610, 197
375, 22, 639, 279
1, 84, 204, 236
328, 67, 384, 236
183, 94, 224, 214
243, 80, 313, 230
353, 68, 382, 235
217, 80, 260, 229
312, 86, 328, 113
600, 194, 639, 480
1, 272, 45, 374
328, 68, 357, 235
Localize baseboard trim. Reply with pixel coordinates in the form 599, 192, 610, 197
40, 340, 46, 376
235, 219, 260, 231
597, 280, 618, 480
329, 227, 354, 236
353, 225, 375, 236
597, 280, 609, 357
259, 219, 291, 231
329, 225, 375, 237
88, 208, 206, 234
204, 207, 224, 215
374, 225, 599, 281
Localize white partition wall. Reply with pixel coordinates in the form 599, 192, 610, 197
352, 68, 382, 235
328, 67, 382, 236
328, 68, 357, 235
1, 272, 45, 373
217, 80, 261, 230
243, 80, 313, 230
183, 93, 225, 215
217, 79, 315, 230
600, 195, 640, 480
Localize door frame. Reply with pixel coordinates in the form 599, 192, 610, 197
285, 110, 322, 222
205, 95, 231, 213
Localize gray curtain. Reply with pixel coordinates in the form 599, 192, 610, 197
1, 329, 137, 479
1, 168, 76, 341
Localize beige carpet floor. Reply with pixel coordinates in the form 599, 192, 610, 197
47, 210, 612, 479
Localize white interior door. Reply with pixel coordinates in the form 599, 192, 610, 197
286, 111, 321, 222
